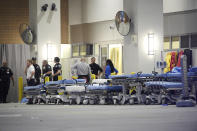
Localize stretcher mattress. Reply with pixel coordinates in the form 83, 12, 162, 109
62, 80, 76, 84
109, 73, 154, 79
24, 84, 43, 91
87, 85, 122, 91
145, 81, 183, 89
92, 79, 110, 84
157, 72, 197, 78
65, 85, 85, 92
45, 80, 64, 86
75, 79, 86, 84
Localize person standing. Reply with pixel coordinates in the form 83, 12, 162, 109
105, 59, 118, 79
72, 57, 91, 83
89, 57, 103, 78
42, 60, 52, 82
25, 60, 35, 86
32, 57, 41, 85
0, 61, 14, 103
52, 57, 62, 81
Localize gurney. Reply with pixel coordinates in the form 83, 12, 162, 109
87, 85, 122, 91
66, 85, 86, 92
24, 84, 46, 104
145, 81, 183, 90
92, 79, 111, 85
45, 80, 64, 86
62, 79, 86, 85
24, 84, 44, 91
109, 73, 154, 79
156, 72, 197, 82
144, 81, 185, 105
81, 85, 123, 105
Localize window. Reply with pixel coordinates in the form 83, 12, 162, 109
163, 37, 170, 50
180, 35, 189, 48
79, 44, 86, 56
172, 36, 180, 49
86, 44, 93, 55
72, 45, 79, 57
191, 34, 197, 48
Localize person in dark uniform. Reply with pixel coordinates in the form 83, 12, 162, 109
42, 60, 52, 82
52, 57, 62, 81
89, 57, 103, 78
32, 57, 41, 85
0, 61, 14, 103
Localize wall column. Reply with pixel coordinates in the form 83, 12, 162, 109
123, 0, 163, 73
29, 0, 61, 66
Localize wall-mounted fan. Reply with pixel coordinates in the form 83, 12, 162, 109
115, 11, 131, 36
19, 23, 35, 45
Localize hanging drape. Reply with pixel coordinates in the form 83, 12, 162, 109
0, 44, 30, 102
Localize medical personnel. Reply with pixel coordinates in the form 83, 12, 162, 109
53, 57, 62, 81
32, 57, 41, 85
105, 59, 118, 79
0, 61, 14, 103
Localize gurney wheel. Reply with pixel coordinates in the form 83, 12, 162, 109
89, 99, 95, 105
38, 98, 41, 104
129, 99, 135, 105
83, 99, 89, 105
161, 98, 167, 105
145, 98, 151, 105
33, 98, 37, 104
56, 99, 61, 105
76, 96, 82, 105
69, 99, 75, 105
46, 99, 49, 104
120, 96, 126, 105
113, 99, 117, 105
27, 98, 33, 104
100, 99, 106, 105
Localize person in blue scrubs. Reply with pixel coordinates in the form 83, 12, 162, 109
105, 59, 118, 79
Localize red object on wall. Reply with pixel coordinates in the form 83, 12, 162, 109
177, 50, 184, 67
170, 52, 177, 70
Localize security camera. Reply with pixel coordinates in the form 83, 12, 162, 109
41, 4, 48, 12
51, 3, 56, 11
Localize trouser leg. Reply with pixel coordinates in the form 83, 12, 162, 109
0, 83, 9, 103
27, 79, 35, 86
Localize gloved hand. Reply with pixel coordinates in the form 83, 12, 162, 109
43, 74, 46, 78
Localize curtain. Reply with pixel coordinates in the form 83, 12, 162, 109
0, 44, 30, 102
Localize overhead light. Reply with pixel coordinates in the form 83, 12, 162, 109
148, 33, 154, 55
41, 4, 48, 12
51, 3, 56, 11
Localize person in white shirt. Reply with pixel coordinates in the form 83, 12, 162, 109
25, 59, 35, 86
71, 57, 91, 83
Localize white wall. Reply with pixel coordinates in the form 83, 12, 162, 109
86, 21, 123, 43
123, 0, 163, 74
82, 0, 123, 23
163, 0, 197, 13
69, 0, 123, 25
36, 0, 61, 66
137, 0, 163, 73
164, 11, 197, 66
164, 11, 197, 36
70, 20, 123, 43
69, 0, 82, 25
123, 0, 139, 73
